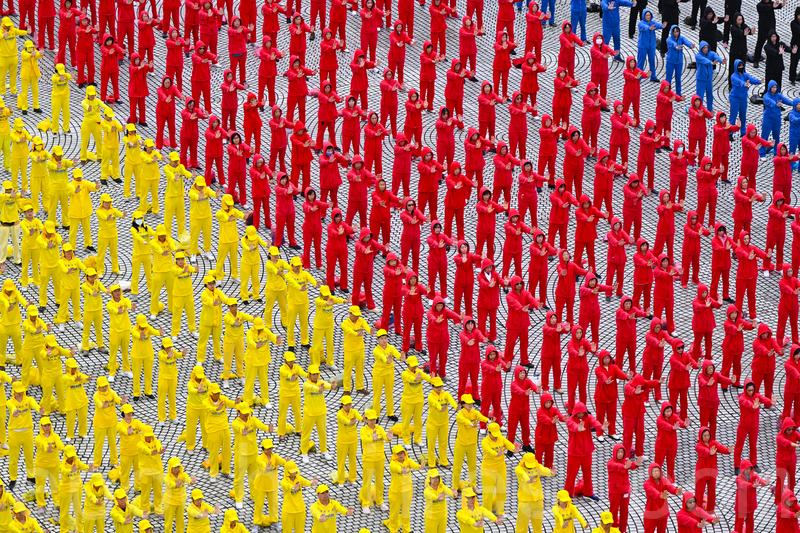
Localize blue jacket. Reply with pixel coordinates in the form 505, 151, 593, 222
571, 0, 587, 14
637, 10, 663, 50
763, 80, 793, 122
601, 0, 633, 32
789, 99, 800, 141
666, 26, 693, 65
695, 42, 723, 82
730, 60, 760, 102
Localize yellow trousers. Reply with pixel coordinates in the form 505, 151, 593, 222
206, 429, 231, 477
171, 294, 196, 335
183, 405, 207, 451
17, 77, 39, 111
452, 442, 477, 491
309, 325, 334, 366
66, 405, 88, 439
300, 412, 327, 454
138, 179, 160, 214
233, 452, 258, 502
264, 288, 287, 328
123, 162, 140, 198
277, 394, 301, 436
9, 156, 27, 192
373, 372, 395, 417
0, 223, 20, 263
336, 440, 357, 483
253, 489, 278, 525
516, 501, 544, 533
360, 459, 385, 506
163, 196, 186, 236
41, 370, 65, 414
30, 172, 45, 211
164, 502, 185, 533
132, 356, 153, 397
108, 329, 131, 376
82, 308, 104, 350
0, 322, 21, 366
96, 235, 119, 275
222, 338, 244, 378
20, 246, 39, 286
9, 430, 34, 480
140, 471, 163, 513
0, 406, 5, 444
19, 341, 38, 385
130, 254, 151, 295
119, 453, 140, 492
189, 217, 211, 255
101, 145, 120, 181
38, 265, 60, 307
343, 348, 365, 391
157, 377, 178, 422
286, 301, 309, 347
51, 93, 70, 132
426, 423, 449, 467
80, 120, 103, 161
239, 261, 260, 300
281, 511, 305, 533
215, 241, 238, 278
56, 285, 81, 323
244, 364, 269, 404
400, 401, 422, 445
197, 323, 221, 363
386, 490, 412, 533
59, 490, 82, 532
48, 186, 69, 224
35, 464, 59, 506
150, 271, 173, 315
93, 425, 117, 466
427, 515, 447, 533
83, 514, 104, 533
482, 464, 508, 516
69, 216, 92, 248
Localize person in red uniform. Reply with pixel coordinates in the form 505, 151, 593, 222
162, 0, 181, 34
301, 188, 329, 269
190, 40, 216, 112
501, 209, 531, 280
676, 491, 718, 532
691, 284, 720, 361
435, 107, 457, 170
418, 41, 439, 111
380, 70, 401, 138
369, 179, 400, 247
734, 380, 772, 472
643, 463, 681, 533
721, 305, 751, 391
388, 21, 411, 87
38, 0, 56, 49
452, 241, 480, 316
267, 106, 291, 173
776, 416, 800, 504
653, 254, 680, 333
76, 15, 97, 87
289, 121, 314, 192
504, 276, 540, 366
563, 127, 590, 199
473, 256, 505, 341
654, 402, 686, 481
325, 208, 354, 292
740, 124, 772, 187
622, 56, 648, 127
636, 121, 660, 193
615, 296, 645, 373
443, 163, 475, 241
445, 58, 470, 125
525, 226, 553, 302
712, 111, 739, 183
358, 0, 383, 63
554, 248, 587, 325
608, 443, 639, 533
687, 95, 713, 159
496, 0, 514, 39
519, 51, 545, 111
274, 172, 299, 248
557, 20, 583, 77
185, 0, 201, 43
425, 295, 460, 377
480, 346, 504, 428
179, 98, 207, 169
541, 311, 569, 392
777, 265, 800, 345
165, 28, 187, 93
457, 17, 478, 75
376, 253, 406, 334
340, 95, 366, 157
752, 322, 783, 400
494, 142, 521, 206
622, 173, 645, 241
593, 149, 622, 216
457, 316, 486, 401
349, 50, 373, 110
709, 223, 732, 302
538, 115, 564, 185
681, 211, 709, 287
566, 324, 594, 413
589, 32, 615, 99
508, 92, 535, 160
579, 273, 611, 346
605, 217, 632, 298
507, 365, 538, 452
564, 401, 604, 499
594, 350, 628, 440
203, 115, 226, 186
641, 319, 673, 403
249, 155, 271, 230
403, 89, 424, 151
426, 220, 453, 298
764, 193, 798, 274
668, 339, 696, 421
399, 197, 425, 274
288, 13, 311, 65
548, 179, 578, 250
344, 155, 375, 229
695, 156, 721, 227
241, 93, 263, 154
697, 360, 730, 439
155, 76, 182, 150
136, 10, 158, 63
733, 460, 769, 533
552, 67, 578, 133
524, 1, 546, 56
57, 0, 81, 67
694, 426, 729, 513
632, 239, 656, 316
732, 176, 764, 241
317, 28, 341, 90
428, 0, 453, 58
352, 228, 387, 310
535, 392, 564, 467
492, 30, 514, 101
582, 83, 607, 158
198, 1, 221, 56
777, 488, 800, 533
127, 53, 153, 125
735, 231, 769, 320
609, 99, 634, 169
257, 36, 282, 106
311, 81, 342, 150
284, 56, 314, 123
669, 140, 695, 203
477, 81, 503, 143
623, 374, 660, 461
516, 161, 544, 228
464, 128, 489, 190
773, 143, 800, 200
654, 80, 680, 149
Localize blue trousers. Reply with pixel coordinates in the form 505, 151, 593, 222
790, 137, 800, 170
696, 79, 713, 111
571, 10, 587, 41
665, 62, 682, 96
760, 117, 781, 156
542, 0, 556, 24
637, 47, 657, 80
603, 27, 621, 52
730, 98, 747, 136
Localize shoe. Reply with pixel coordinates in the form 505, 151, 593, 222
124, 371, 133, 378
734, 467, 740, 475
7, 480, 15, 490
235, 501, 243, 509
323, 452, 332, 460
150, 314, 157, 320
597, 435, 605, 442
362, 506, 370, 514
264, 402, 272, 409
222, 380, 229, 389
191, 331, 200, 339
108, 375, 115, 383
588, 494, 600, 501
380, 502, 389, 512
302, 454, 309, 463
387, 415, 398, 422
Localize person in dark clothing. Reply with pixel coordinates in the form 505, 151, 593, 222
790, 7, 800, 84
685, 0, 706, 29
753, 0, 784, 68
764, 30, 787, 90
629, 0, 649, 39
723, 0, 742, 43
728, 13, 752, 86
658, 0, 683, 55
698, 6, 725, 52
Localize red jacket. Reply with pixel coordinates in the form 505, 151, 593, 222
688, 95, 713, 138
566, 402, 601, 457
622, 374, 659, 418
777, 416, 800, 467
735, 236, 768, 280
692, 284, 720, 334
607, 443, 637, 494
676, 491, 716, 533
477, 260, 504, 311
535, 392, 565, 445
506, 277, 539, 328
606, 219, 632, 265
426, 296, 460, 342
722, 305, 754, 356
542, 311, 569, 359
509, 365, 538, 411
655, 80, 680, 122
668, 343, 697, 389
695, 426, 730, 476
594, 353, 628, 403
697, 360, 732, 407
734, 460, 767, 515
643, 462, 679, 519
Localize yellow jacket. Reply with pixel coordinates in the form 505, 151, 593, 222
62, 371, 90, 410
215, 207, 244, 244
280, 474, 311, 514
39, 343, 69, 375
186, 500, 215, 533
341, 317, 370, 352
481, 434, 516, 471
57, 255, 86, 290
150, 236, 177, 273
81, 280, 107, 313
96, 205, 123, 238
45, 157, 73, 189
360, 424, 388, 463
163, 470, 191, 506
9, 513, 44, 533
186, 373, 210, 410
83, 481, 113, 519
188, 185, 216, 219
50, 69, 71, 97
203, 394, 236, 434
552, 497, 588, 533
36, 231, 62, 266
19, 46, 41, 80
0, 190, 19, 224
137, 437, 164, 475
516, 461, 554, 503
303, 378, 332, 417
254, 451, 286, 492
423, 480, 454, 520
456, 504, 497, 533
158, 348, 183, 381
240, 233, 268, 265
93, 388, 122, 428
59, 457, 89, 493
164, 162, 192, 200
29, 147, 50, 178
66, 178, 98, 219
199, 287, 233, 327
336, 407, 362, 444
20, 217, 42, 251
131, 322, 159, 358
0, 287, 27, 325
106, 297, 133, 333
388, 455, 420, 494
81, 97, 106, 123
0, 488, 15, 529
123, 133, 142, 165
110, 501, 144, 533
10, 129, 30, 159
222, 310, 254, 342
139, 149, 162, 181
279, 362, 307, 398
427, 390, 457, 427
286, 269, 316, 306
245, 328, 278, 367
34, 431, 64, 468
0, 25, 28, 58
172, 262, 197, 297
455, 407, 489, 447
312, 295, 345, 329
116, 418, 145, 457
131, 225, 155, 258
232, 415, 271, 456
401, 368, 431, 404
373, 343, 400, 377
7, 394, 39, 432
310, 499, 348, 532
22, 317, 47, 346
264, 258, 289, 291
101, 118, 122, 150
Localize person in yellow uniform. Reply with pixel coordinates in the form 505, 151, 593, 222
180, 365, 209, 453
373, 329, 401, 420
515, 452, 554, 533
19, 202, 41, 289
198, 274, 233, 364
481, 422, 516, 518
424, 469, 455, 533
100, 107, 122, 185
58, 444, 89, 531
66, 168, 98, 250
110, 488, 146, 533
83, 472, 113, 533
33, 416, 63, 508
35, 219, 61, 308
552, 490, 588, 533
0, 180, 20, 268
130, 213, 154, 297
170, 251, 198, 338
157, 337, 184, 424
0, 18, 27, 95
79, 85, 105, 163
188, 176, 216, 260
399, 355, 431, 446
278, 350, 306, 439
0, 278, 26, 365
54, 243, 86, 327
164, 457, 194, 533
19, 305, 45, 385
214, 194, 244, 279
384, 444, 422, 533
80, 267, 108, 353
341, 305, 371, 393
95, 193, 124, 276
231, 402, 272, 509
452, 394, 489, 493
187, 488, 218, 533
359, 409, 387, 513
311, 484, 353, 531
203, 382, 236, 480
244, 317, 280, 407
0, 99, 9, 169
131, 314, 161, 401
457, 487, 499, 532
28, 137, 48, 213
17, 40, 41, 115
163, 151, 192, 236
149, 224, 176, 317
116, 404, 144, 493
334, 395, 361, 484
280, 460, 315, 532
138, 139, 163, 214
137, 425, 164, 515
9, 119, 30, 194
310, 285, 345, 368
264, 246, 289, 328
0, 481, 15, 528
39, 334, 71, 415
300, 363, 334, 462
92, 376, 122, 469
426, 375, 457, 468
9, 501, 43, 533
44, 144, 72, 225
592, 512, 620, 533
253, 438, 285, 526
219, 509, 248, 533
286, 256, 316, 351
61, 357, 90, 441
106, 284, 133, 381
222, 300, 254, 384
239, 225, 267, 303
122, 124, 142, 199
48, 64, 71, 133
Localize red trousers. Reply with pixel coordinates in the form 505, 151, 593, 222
695, 475, 717, 512
653, 442, 676, 481
692, 330, 713, 360
721, 347, 742, 388
274, 210, 296, 247
378, 294, 402, 334
669, 387, 688, 421
632, 283, 651, 312
540, 356, 561, 391
566, 366, 587, 413
642, 357, 663, 402
302, 228, 322, 268
204, 153, 225, 185
427, 255, 447, 298
734, 511, 754, 533
535, 441, 554, 468
564, 454, 594, 496
452, 278, 472, 315
156, 110, 177, 149
653, 296, 674, 332
710, 266, 730, 300
480, 380, 502, 426
352, 268, 376, 309
502, 249, 522, 279
326, 249, 348, 290
504, 324, 529, 365
477, 306, 497, 342
38, 17, 54, 49
427, 337, 448, 377
180, 132, 199, 167
733, 423, 758, 468
506, 405, 531, 446
623, 414, 645, 457
594, 399, 617, 435
776, 462, 797, 504
251, 195, 270, 230
699, 403, 718, 439
128, 97, 146, 124
644, 517, 667, 533
609, 491, 631, 533
457, 355, 479, 400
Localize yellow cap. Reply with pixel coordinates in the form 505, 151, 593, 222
431, 376, 444, 387
40, 416, 51, 426
461, 394, 475, 405
52, 145, 63, 156
406, 356, 419, 367
261, 438, 274, 449
193, 365, 205, 378
20, 201, 33, 211
349, 305, 361, 316
319, 285, 331, 297
144, 139, 155, 148
392, 444, 405, 454
26, 304, 38, 316
169, 151, 180, 161
557, 490, 571, 503
286, 461, 299, 473
64, 445, 77, 458
12, 117, 22, 129
103, 107, 114, 118
96, 376, 109, 387
175, 251, 186, 260
121, 404, 134, 414
428, 468, 440, 478
194, 176, 205, 187
136, 314, 147, 326
3, 279, 14, 289
365, 409, 378, 419
44, 334, 57, 347
462, 487, 477, 498
139, 519, 153, 532
245, 225, 257, 238
86, 85, 97, 96
162, 338, 174, 349
156, 225, 167, 236
100, 192, 112, 203
376, 329, 388, 337
269, 246, 280, 256
65, 358, 78, 369
203, 274, 216, 284
12, 502, 27, 513
222, 194, 234, 206
488, 422, 501, 437
85, 267, 97, 277
109, 284, 121, 292
601, 511, 614, 525
167, 457, 182, 468
253, 317, 265, 329
191, 488, 204, 500
290, 256, 302, 267
114, 488, 127, 499
1, 180, 11, 190
44, 220, 55, 232
32, 135, 43, 145
91, 472, 104, 486
142, 426, 154, 437
341, 395, 352, 405
72, 168, 83, 179
308, 363, 320, 374
284, 351, 296, 362
523, 452, 537, 468
209, 383, 222, 394
316, 484, 330, 494
62, 242, 74, 252
12, 381, 26, 393
236, 402, 252, 414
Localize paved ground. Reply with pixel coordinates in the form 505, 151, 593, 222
0, 0, 797, 531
